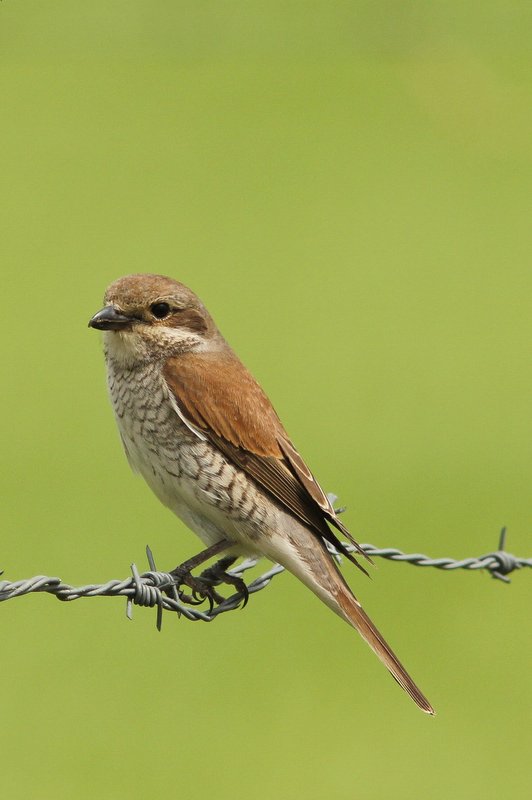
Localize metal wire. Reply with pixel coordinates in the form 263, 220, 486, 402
1, 528, 530, 627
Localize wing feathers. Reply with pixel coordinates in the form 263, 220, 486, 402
163, 351, 368, 570
164, 352, 283, 457
278, 437, 372, 563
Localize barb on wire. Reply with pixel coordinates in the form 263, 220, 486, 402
0, 528, 530, 627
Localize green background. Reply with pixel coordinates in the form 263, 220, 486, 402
1, 3, 531, 798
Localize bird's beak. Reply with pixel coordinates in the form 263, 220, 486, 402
88, 305, 134, 331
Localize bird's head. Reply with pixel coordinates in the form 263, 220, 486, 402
89, 274, 222, 366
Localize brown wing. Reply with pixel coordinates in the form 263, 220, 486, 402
163, 351, 371, 572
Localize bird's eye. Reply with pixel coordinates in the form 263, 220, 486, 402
150, 302, 171, 319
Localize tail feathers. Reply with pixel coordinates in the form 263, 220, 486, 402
266, 526, 434, 713
336, 587, 435, 715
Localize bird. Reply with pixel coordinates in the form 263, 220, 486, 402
89, 273, 434, 714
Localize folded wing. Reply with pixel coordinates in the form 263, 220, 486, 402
163, 351, 370, 573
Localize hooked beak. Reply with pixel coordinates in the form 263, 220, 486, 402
88, 305, 134, 331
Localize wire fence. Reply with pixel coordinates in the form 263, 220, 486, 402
1, 528, 530, 629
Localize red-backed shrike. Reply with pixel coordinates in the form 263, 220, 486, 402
89, 274, 433, 714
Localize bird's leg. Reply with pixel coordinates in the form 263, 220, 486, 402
170, 538, 231, 574
198, 556, 250, 608
169, 539, 232, 609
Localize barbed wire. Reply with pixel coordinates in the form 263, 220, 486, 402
1, 528, 530, 629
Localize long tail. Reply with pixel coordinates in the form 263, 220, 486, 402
274, 531, 435, 715
335, 580, 435, 714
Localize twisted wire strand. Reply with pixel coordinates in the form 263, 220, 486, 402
1, 529, 530, 625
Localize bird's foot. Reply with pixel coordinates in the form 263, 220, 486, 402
167, 542, 248, 611
166, 539, 230, 610
168, 565, 223, 611
198, 556, 249, 608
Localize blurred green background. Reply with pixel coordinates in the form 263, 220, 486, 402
1, 2, 531, 798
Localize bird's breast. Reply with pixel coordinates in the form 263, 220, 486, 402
105, 358, 271, 546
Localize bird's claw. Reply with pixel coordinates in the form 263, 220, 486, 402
199, 556, 250, 608
168, 555, 250, 611
168, 566, 220, 612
